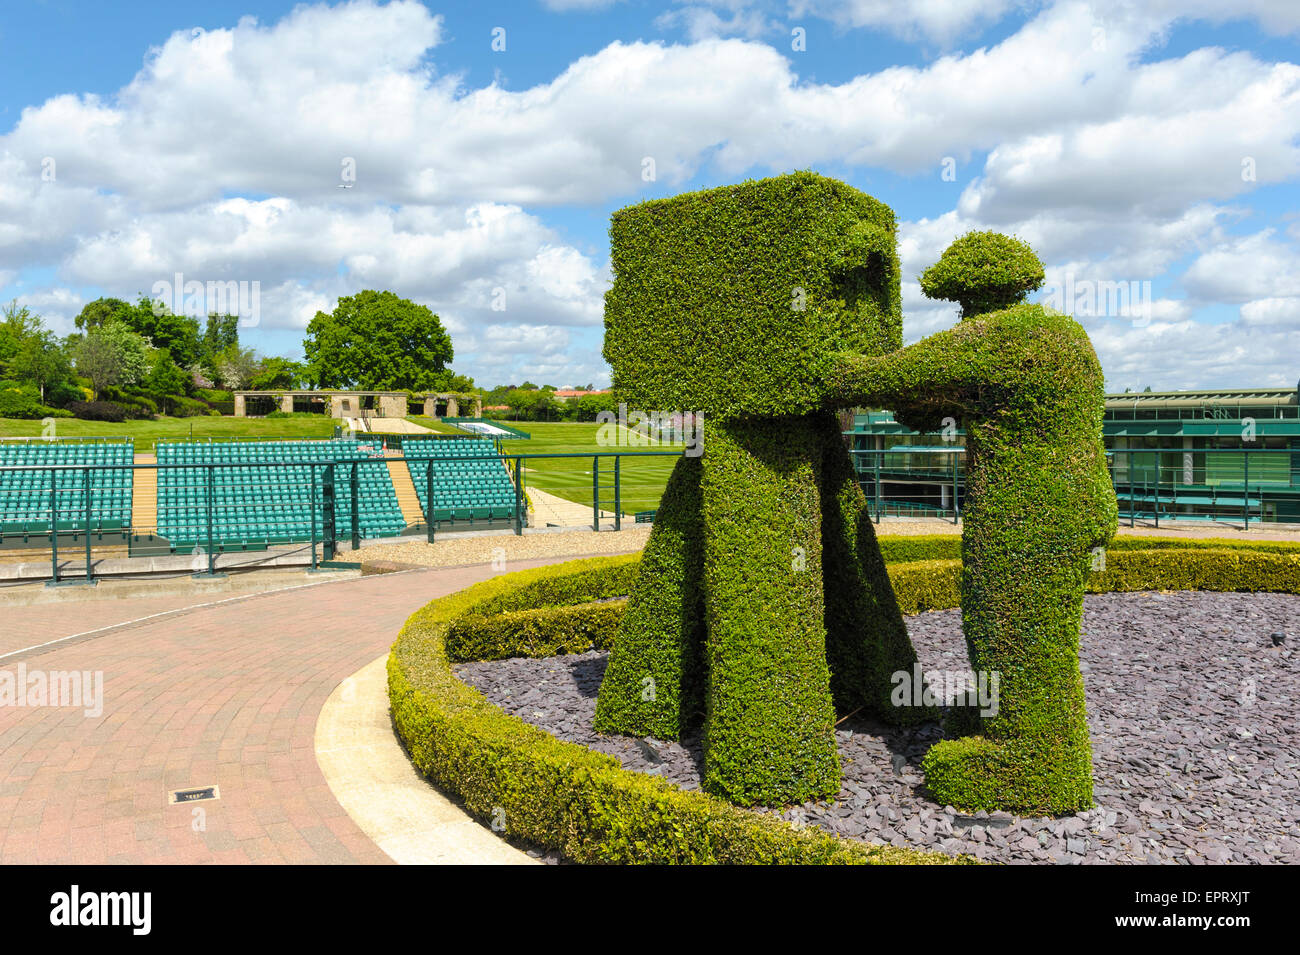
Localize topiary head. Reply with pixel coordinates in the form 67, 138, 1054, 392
919, 231, 1045, 319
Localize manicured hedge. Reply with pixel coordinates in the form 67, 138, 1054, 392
388, 556, 959, 865
873, 533, 1300, 568
446, 599, 627, 662
603, 172, 901, 422
594, 456, 706, 739
390, 543, 1298, 863
830, 302, 1118, 815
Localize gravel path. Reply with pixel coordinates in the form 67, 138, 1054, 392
455, 591, 1300, 864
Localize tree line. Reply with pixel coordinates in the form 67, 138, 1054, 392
0, 289, 476, 422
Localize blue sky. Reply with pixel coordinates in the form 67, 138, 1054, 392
1, 0, 1298, 391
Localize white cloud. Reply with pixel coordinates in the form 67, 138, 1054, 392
1240, 296, 1300, 326
2, 0, 1299, 388
1183, 230, 1300, 303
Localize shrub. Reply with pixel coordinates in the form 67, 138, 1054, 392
829, 302, 1118, 815
446, 600, 627, 662
919, 231, 1046, 319
0, 386, 68, 420
391, 543, 1296, 862
66, 400, 127, 422
389, 556, 963, 865
167, 395, 210, 418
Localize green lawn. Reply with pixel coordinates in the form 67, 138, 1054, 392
494, 420, 681, 514
403, 416, 467, 434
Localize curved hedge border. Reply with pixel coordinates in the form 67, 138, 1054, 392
388, 541, 1300, 864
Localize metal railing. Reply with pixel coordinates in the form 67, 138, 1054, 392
849, 446, 1300, 528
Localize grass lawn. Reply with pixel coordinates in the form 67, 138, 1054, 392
402, 416, 467, 434
493, 420, 681, 514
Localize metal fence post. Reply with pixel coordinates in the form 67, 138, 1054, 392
514, 457, 523, 536
1153, 459, 1160, 530
1243, 451, 1249, 529
49, 467, 59, 584
874, 451, 882, 523
310, 467, 319, 570
426, 463, 435, 543
350, 461, 360, 550
83, 466, 94, 584
1123, 452, 1133, 527
951, 453, 959, 525
614, 455, 622, 532
206, 464, 217, 576
592, 456, 600, 531
323, 463, 336, 561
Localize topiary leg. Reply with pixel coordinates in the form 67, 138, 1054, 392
594, 455, 705, 739
699, 416, 841, 807
815, 412, 932, 724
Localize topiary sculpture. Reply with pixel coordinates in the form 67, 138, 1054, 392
596, 174, 1115, 814
919, 230, 1045, 319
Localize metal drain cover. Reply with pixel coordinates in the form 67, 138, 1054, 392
169, 785, 220, 804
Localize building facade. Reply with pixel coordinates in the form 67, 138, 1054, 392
848, 385, 1300, 523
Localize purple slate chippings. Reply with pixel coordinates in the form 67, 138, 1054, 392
454, 591, 1300, 865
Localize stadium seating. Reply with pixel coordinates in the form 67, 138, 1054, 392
403, 438, 520, 525
155, 439, 407, 550
0, 439, 133, 539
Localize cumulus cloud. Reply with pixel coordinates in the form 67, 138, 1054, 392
1, 0, 1298, 387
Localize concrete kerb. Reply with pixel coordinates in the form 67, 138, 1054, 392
315, 654, 540, 865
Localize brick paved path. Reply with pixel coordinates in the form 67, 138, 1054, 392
0, 558, 570, 864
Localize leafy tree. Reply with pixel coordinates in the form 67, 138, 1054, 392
73, 297, 133, 331
215, 344, 258, 390
920, 231, 1045, 319
75, 321, 149, 398
304, 290, 454, 390
13, 331, 72, 402
571, 391, 619, 421
146, 349, 190, 398
250, 356, 304, 390
200, 313, 240, 381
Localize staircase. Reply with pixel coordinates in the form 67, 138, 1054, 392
385, 453, 424, 526
132, 453, 158, 535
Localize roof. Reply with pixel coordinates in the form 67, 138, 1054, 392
1104, 387, 1298, 408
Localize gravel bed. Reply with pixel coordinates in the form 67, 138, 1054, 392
455, 591, 1300, 864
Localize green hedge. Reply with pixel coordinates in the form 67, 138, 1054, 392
594, 456, 706, 739
603, 172, 901, 422
446, 599, 627, 662
388, 556, 958, 865
391, 543, 1299, 863
830, 302, 1118, 815
874, 533, 1300, 569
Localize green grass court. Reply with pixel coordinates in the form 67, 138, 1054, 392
491, 420, 677, 515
